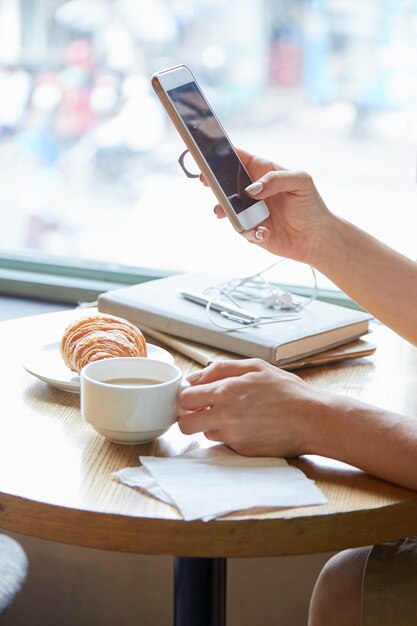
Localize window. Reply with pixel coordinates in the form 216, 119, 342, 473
1, 0, 416, 294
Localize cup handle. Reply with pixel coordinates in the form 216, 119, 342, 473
176, 378, 191, 418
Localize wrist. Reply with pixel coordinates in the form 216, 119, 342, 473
307, 212, 347, 270
304, 391, 382, 463
301, 389, 354, 458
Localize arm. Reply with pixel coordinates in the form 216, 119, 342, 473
316, 390, 417, 491
311, 215, 417, 347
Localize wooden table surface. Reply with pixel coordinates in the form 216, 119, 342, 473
1, 309, 417, 558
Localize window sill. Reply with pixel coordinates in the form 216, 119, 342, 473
0, 254, 174, 304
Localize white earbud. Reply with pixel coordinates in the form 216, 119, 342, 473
263, 290, 295, 309
278, 291, 295, 309
264, 293, 278, 307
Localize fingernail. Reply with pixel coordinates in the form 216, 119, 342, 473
254, 227, 266, 241
186, 370, 203, 383
245, 181, 263, 195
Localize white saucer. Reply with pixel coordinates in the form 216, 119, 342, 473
22, 342, 175, 394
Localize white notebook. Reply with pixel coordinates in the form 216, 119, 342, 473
98, 272, 372, 365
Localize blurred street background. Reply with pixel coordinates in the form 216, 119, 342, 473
1, 0, 417, 285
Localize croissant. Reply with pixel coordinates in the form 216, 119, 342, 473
60, 313, 147, 373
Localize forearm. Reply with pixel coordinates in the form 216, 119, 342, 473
308, 392, 417, 491
311, 214, 417, 346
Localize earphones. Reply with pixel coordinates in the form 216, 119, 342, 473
230, 283, 298, 310
202, 261, 317, 330
263, 289, 296, 310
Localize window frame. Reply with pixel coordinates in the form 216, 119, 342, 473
0, 252, 362, 310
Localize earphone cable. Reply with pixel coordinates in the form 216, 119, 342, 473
202, 260, 318, 331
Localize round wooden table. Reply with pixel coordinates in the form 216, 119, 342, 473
1, 310, 417, 625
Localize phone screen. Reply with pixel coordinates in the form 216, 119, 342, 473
167, 81, 256, 215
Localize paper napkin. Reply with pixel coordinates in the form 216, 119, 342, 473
113, 446, 327, 521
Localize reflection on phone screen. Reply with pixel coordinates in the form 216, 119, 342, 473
167, 82, 256, 215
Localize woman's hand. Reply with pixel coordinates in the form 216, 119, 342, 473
178, 358, 417, 492
178, 359, 329, 458
206, 148, 333, 265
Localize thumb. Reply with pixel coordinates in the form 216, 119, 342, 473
245, 170, 313, 199
242, 226, 270, 245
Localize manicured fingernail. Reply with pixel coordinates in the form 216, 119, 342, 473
245, 181, 263, 195
254, 227, 266, 241
187, 370, 203, 383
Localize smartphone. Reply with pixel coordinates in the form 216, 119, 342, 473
151, 64, 270, 233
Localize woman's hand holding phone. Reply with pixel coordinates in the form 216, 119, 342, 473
152, 65, 332, 265
206, 148, 334, 266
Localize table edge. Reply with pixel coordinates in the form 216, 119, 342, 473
2, 492, 417, 557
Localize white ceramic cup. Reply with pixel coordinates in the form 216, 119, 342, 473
80, 357, 183, 444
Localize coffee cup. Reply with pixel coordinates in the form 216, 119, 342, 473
80, 357, 182, 444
